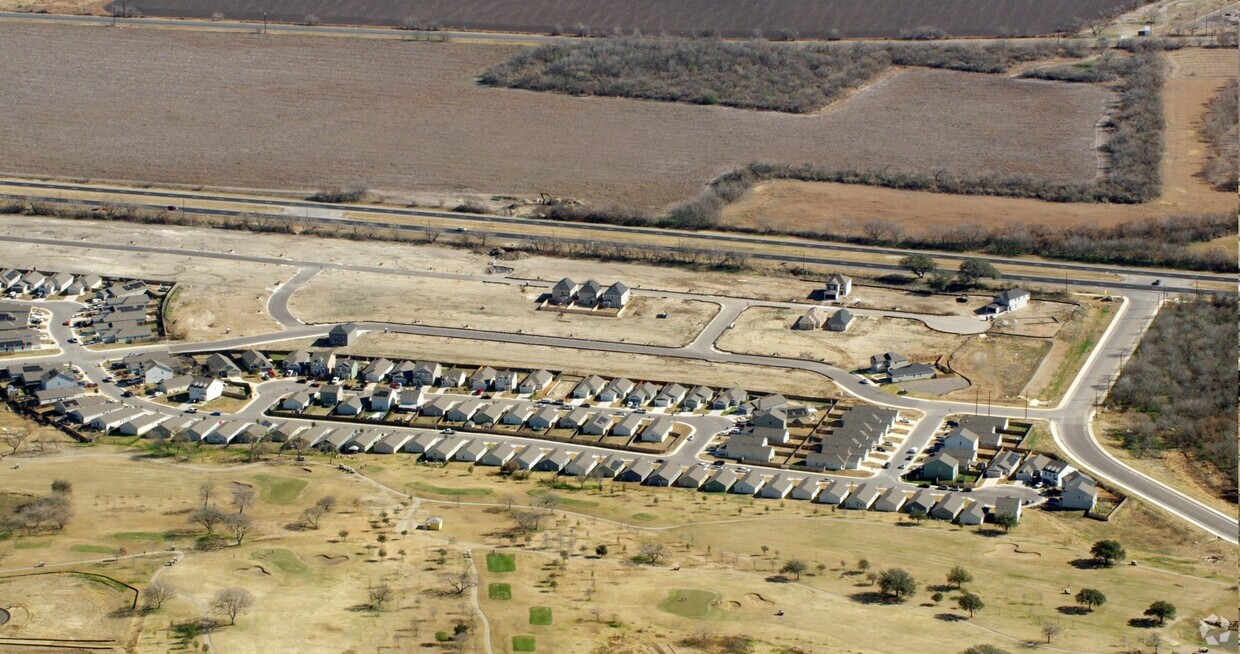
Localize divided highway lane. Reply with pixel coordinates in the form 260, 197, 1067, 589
2, 179, 1232, 286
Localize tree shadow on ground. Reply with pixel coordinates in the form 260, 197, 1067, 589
975, 528, 1006, 538
1069, 558, 1105, 570
850, 591, 898, 605
935, 613, 965, 622
1128, 617, 1160, 628
1057, 606, 1089, 616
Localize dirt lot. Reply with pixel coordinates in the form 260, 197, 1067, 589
715, 308, 966, 369
0, 240, 289, 341
0, 571, 135, 643
722, 48, 1237, 234
1, 24, 1107, 213
944, 333, 1051, 401
288, 269, 719, 347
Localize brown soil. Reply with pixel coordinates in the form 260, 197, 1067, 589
723, 48, 1237, 235
0, 23, 1109, 212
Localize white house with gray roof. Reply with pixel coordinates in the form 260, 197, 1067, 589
518, 370, 554, 394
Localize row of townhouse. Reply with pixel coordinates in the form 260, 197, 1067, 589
802, 405, 899, 471
549, 278, 631, 309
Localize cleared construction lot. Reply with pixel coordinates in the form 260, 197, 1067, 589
0, 23, 1108, 212
288, 270, 719, 347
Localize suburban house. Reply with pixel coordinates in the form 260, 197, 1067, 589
369, 431, 409, 454
454, 439, 489, 463
957, 501, 986, 526
559, 407, 593, 430
187, 377, 224, 403
34, 387, 85, 406
336, 396, 365, 416
319, 383, 346, 407
118, 413, 168, 437
904, 489, 938, 516
445, 398, 485, 423
758, 474, 795, 499
238, 350, 274, 374
306, 350, 336, 378
959, 415, 1010, 449
0, 269, 21, 288
42, 272, 74, 295
501, 402, 534, 426
473, 441, 513, 469
369, 386, 401, 412
930, 493, 968, 521
594, 455, 628, 478
281, 390, 315, 412
330, 358, 359, 381
329, 323, 361, 346
640, 416, 674, 443
751, 407, 789, 443
534, 449, 572, 473
469, 367, 499, 391
205, 353, 242, 378
66, 400, 120, 425
404, 433, 442, 455
18, 271, 46, 294
826, 309, 855, 332
342, 429, 385, 453
472, 401, 510, 426
572, 375, 607, 399
792, 310, 825, 331
674, 465, 710, 489
39, 368, 79, 391
421, 395, 459, 417
362, 358, 395, 384
790, 477, 821, 501
581, 412, 614, 436
205, 420, 250, 445
869, 352, 909, 374
627, 381, 661, 406
563, 452, 598, 477
612, 413, 645, 437
843, 482, 881, 510
92, 407, 144, 433
702, 468, 738, 493
1016, 454, 1077, 488
551, 278, 580, 304
889, 363, 937, 383
150, 415, 195, 440
994, 495, 1023, 523
105, 279, 147, 298
599, 378, 634, 403
984, 289, 1031, 315
653, 383, 686, 408
874, 487, 907, 512
395, 388, 424, 412
577, 280, 602, 307
1059, 474, 1099, 511
527, 406, 560, 430
645, 461, 682, 487
741, 394, 787, 415
517, 369, 554, 394
411, 361, 442, 386
706, 387, 745, 412
601, 282, 631, 309
293, 425, 335, 449
440, 368, 469, 388
724, 433, 775, 463
823, 274, 852, 300
732, 471, 766, 495
682, 386, 714, 411
922, 453, 960, 482
616, 458, 654, 483
282, 350, 312, 375
942, 426, 981, 465
492, 370, 521, 392
804, 405, 899, 471
132, 357, 176, 385
986, 450, 1023, 479
425, 437, 468, 462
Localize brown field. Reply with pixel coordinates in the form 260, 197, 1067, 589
0, 23, 1108, 213
89, 0, 1138, 38
287, 269, 720, 348
723, 48, 1238, 234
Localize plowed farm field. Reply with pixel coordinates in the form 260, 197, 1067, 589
723, 48, 1238, 234
0, 24, 1111, 213
97, 0, 1142, 39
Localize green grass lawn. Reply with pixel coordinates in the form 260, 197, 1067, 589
406, 481, 493, 496
486, 552, 516, 573
529, 606, 552, 625
112, 531, 177, 542
251, 474, 308, 504
658, 588, 721, 619
251, 548, 309, 574
488, 583, 512, 600
14, 540, 51, 550
71, 544, 118, 555
512, 636, 536, 652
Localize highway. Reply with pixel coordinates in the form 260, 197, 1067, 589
10, 235, 1235, 542
1, 179, 1232, 295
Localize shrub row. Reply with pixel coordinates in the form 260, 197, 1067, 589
1202, 78, 1238, 191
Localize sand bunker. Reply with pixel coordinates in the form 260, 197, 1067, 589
235, 565, 272, 576
317, 554, 349, 566
983, 543, 1042, 559
744, 593, 773, 605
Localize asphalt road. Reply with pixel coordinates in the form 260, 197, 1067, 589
1, 178, 1232, 290
13, 240, 1237, 542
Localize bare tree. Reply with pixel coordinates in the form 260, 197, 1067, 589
443, 568, 479, 595
511, 511, 543, 533
498, 493, 517, 511
300, 506, 326, 530
638, 542, 667, 565
224, 513, 254, 546
315, 495, 338, 513
189, 506, 227, 535
199, 482, 216, 508
3, 429, 28, 455
142, 580, 177, 610
535, 492, 561, 514
369, 582, 393, 610
230, 486, 255, 514
212, 588, 254, 625
1041, 622, 1062, 643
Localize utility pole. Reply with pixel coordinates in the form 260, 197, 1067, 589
263, 12, 268, 34
974, 389, 979, 415
987, 391, 992, 416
